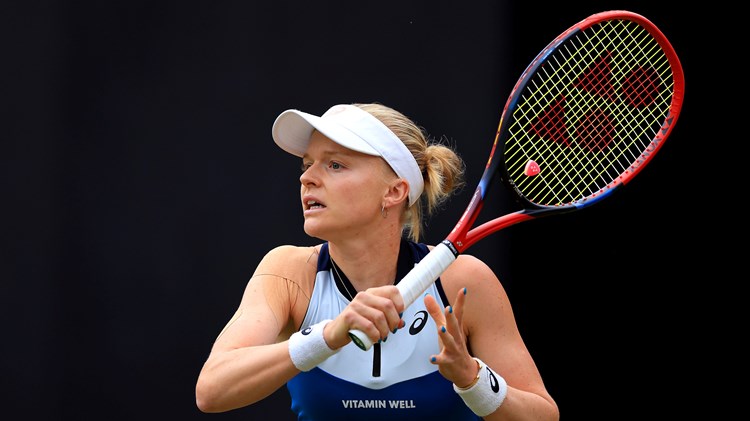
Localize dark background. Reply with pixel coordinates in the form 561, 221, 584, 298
3, 1, 710, 420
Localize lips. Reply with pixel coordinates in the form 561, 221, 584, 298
303, 196, 326, 211
306, 199, 325, 210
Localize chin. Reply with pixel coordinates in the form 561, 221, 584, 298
303, 222, 326, 240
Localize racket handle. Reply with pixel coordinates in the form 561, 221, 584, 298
348, 241, 458, 350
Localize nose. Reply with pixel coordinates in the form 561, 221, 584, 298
299, 163, 319, 186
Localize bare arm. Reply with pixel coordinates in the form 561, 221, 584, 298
195, 246, 310, 412
195, 244, 406, 413
426, 255, 559, 421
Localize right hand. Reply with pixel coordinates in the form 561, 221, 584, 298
324, 285, 406, 349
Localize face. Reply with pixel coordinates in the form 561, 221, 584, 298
299, 131, 396, 241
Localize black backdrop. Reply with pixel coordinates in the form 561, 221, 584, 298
3, 1, 708, 420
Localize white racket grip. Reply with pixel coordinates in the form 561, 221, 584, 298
348, 242, 458, 350
397, 241, 458, 308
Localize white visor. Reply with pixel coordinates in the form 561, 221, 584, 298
271, 104, 424, 206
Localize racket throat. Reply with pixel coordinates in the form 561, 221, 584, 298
441, 239, 460, 256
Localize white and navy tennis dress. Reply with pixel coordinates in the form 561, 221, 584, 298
286, 240, 479, 420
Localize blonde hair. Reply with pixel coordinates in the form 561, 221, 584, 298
355, 103, 465, 242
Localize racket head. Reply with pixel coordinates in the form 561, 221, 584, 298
494, 10, 684, 213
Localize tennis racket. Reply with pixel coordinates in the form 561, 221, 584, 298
349, 10, 685, 350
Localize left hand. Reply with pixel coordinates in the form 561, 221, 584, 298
424, 287, 479, 388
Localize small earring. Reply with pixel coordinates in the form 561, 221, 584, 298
381, 205, 388, 218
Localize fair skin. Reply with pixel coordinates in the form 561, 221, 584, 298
196, 131, 559, 420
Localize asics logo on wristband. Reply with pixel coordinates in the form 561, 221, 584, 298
488, 368, 500, 393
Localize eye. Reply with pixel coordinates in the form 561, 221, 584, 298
329, 161, 342, 170
301, 161, 312, 173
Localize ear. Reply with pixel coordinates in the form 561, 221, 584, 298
383, 178, 410, 208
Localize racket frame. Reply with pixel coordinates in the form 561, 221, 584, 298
349, 10, 684, 350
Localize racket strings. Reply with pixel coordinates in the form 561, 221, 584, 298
504, 18, 676, 207
539, 23, 655, 203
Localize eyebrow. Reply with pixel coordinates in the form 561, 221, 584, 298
302, 147, 362, 161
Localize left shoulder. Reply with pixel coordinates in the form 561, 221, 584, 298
451, 253, 495, 277
436, 252, 515, 340
443, 254, 500, 290
423, 245, 504, 299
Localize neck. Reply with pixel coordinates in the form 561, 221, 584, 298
328, 233, 403, 291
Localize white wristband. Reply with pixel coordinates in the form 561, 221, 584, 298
288, 319, 338, 372
453, 358, 508, 417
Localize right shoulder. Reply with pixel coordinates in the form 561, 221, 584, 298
249, 244, 324, 331
252, 244, 324, 281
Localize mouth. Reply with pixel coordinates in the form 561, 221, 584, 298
304, 199, 326, 211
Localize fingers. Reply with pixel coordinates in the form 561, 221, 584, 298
367, 284, 405, 313
424, 293, 445, 326
446, 287, 466, 335
425, 287, 467, 339
337, 285, 405, 346
426, 288, 469, 366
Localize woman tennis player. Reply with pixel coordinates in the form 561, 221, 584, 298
195, 103, 559, 420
